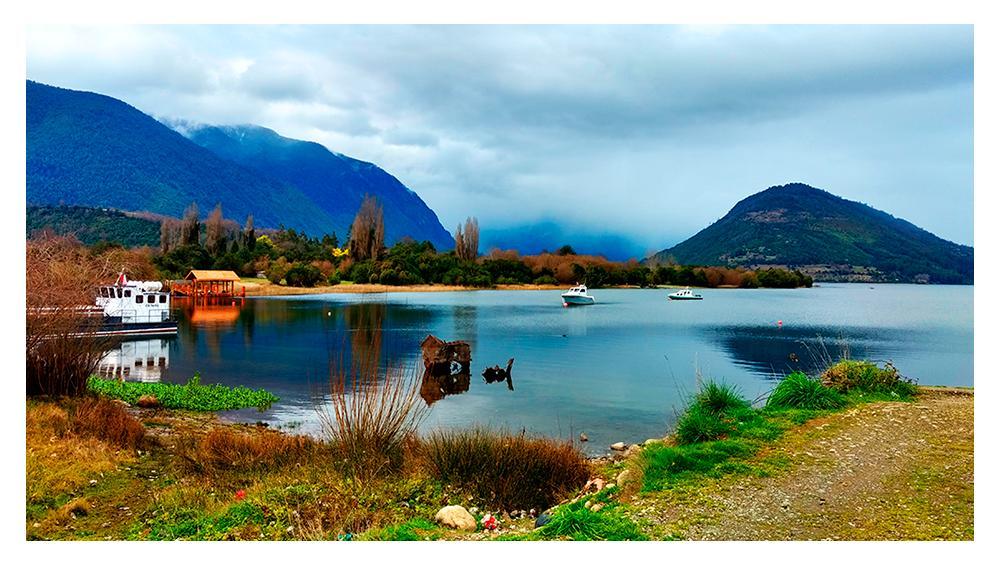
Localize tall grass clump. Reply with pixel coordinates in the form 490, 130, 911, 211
821, 359, 917, 397
69, 397, 146, 449
673, 381, 749, 445
320, 356, 429, 479
536, 502, 647, 541
421, 427, 589, 511
694, 381, 749, 414
179, 427, 319, 474
766, 371, 847, 410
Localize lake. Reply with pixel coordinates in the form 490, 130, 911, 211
99, 283, 973, 454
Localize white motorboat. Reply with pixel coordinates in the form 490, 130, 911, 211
92, 273, 178, 336
668, 287, 703, 300
561, 285, 596, 306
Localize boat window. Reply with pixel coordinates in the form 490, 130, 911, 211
159, 295, 167, 304
100, 288, 108, 298
136, 295, 144, 304
124, 290, 132, 298
117, 288, 123, 298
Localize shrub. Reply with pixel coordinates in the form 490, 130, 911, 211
284, 262, 324, 287
533, 275, 559, 285
421, 427, 589, 511
70, 397, 145, 449
694, 381, 748, 415
26, 234, 120, 397
536, 502, 647, 541
321, 360, 428, 479
767, 371, 847, 410
179, 427, 319, 474
821, 360, 917, 396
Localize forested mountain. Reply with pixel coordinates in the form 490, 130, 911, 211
26, 81, 453, 247
647, 183, 973, 284
181, 124, 453, 250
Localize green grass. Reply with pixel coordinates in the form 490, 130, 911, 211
358, 518, 441, 541
767, 371, 847, 410
641, 368, 919, 493
535, 502, 648, 541
87, 373, 278, 411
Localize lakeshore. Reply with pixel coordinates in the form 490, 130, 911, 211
25, 386, 973, 540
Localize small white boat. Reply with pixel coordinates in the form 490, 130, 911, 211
668, 287, 703, 301
92, 273, 178, 336
561, 285, 596, 306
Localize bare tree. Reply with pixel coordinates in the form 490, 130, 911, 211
455, 216, 479, 261
205, 204, 226, 256
349, 195, 385, 262
243, 214, 256, 250
181, 202, 201, 246
26, 235, 120, 396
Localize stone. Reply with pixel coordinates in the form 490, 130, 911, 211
534, 513, 552, 528
644, 438, 661, 447
610, 442, 627, 451
136, 395, 160, 408
589, 503, 605, 512
626, 444, 642, 456
616, 469, 632, 488
579, 432, 589, 442
434, 505, 477, 531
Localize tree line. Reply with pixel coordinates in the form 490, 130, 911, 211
61, 195, 811, 289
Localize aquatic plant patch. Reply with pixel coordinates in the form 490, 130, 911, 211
87, 375, 278, 411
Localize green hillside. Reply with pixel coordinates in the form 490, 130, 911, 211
27, 205, 161, 247
647, 183, 973, 284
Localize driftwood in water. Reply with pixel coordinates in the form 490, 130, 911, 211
420, 334, 471, 376
482, 358, 515, 391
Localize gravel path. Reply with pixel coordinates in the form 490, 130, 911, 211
634, 388, 974, 540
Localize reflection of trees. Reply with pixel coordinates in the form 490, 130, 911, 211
346, 301, 386, 373
452, 305, 478, 348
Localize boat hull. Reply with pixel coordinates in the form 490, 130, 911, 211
562, 295, 596, 306
70, 320, 179, 338
668, 295, 702, 300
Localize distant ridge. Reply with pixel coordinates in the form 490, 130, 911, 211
647, 183, 973, 284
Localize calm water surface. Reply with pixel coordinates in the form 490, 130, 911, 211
102, 284, 973, 454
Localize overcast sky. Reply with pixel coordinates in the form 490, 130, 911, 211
26, 25, 974, 251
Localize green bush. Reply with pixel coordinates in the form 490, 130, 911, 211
767, 371, 847, 410
284, 262, 324, 287
533, 275, 559, 285
821, 360, 917, 397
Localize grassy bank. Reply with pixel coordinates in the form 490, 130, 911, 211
26, 360, 972, 541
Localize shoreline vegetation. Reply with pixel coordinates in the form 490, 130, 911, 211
30, 196, 813, 291
26, 357, 973, 541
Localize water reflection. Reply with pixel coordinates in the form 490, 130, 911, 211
706, 325, 913, 379
419, 371, 471, 405
97, 338, 171, 382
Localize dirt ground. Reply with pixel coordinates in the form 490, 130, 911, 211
632, 387, 974, 540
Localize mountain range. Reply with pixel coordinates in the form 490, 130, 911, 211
26, 81, 453, 249
647, 183, 973, 284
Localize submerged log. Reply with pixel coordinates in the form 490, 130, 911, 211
482, 358, 515, 390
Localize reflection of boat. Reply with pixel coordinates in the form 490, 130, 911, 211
91, 274, 178, 336
96, 338, 171, 382
668, 287, 703, 300
561, 285, 596, 306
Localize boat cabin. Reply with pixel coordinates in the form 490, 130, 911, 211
97, 280, 172, 324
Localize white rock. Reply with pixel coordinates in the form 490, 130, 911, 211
610, 442, 627, 451
434, 505, 477, 531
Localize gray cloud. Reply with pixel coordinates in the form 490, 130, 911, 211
26, 25, 973, 250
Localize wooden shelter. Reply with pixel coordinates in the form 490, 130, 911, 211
172, 270, 242, 300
